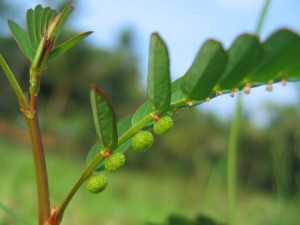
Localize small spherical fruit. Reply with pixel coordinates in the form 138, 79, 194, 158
153, 116, 173, 135
86, 174, 108, 194
105, 152, 126, 172
131, 131, 154, 152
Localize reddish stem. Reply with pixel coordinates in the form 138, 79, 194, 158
25, 95, 50, 225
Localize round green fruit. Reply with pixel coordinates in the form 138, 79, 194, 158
131, 131, 154, 152
86, 174, 108, 194
105, 152, 126, 172
153, 116, 173, 135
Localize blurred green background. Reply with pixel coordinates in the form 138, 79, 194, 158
0, 1, 300, 225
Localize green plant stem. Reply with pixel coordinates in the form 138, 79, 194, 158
0, 54, 28, 109
25, 95, 50, 225
227, 93, 242, 225
255, 0, 272, 36
0, 53, 50, 224
53, 153, 105, 225
114, 96, 189, 148
118, 114, 154, 146
227, 1, 272, 224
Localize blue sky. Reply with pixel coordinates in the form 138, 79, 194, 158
10, 0, 300, 124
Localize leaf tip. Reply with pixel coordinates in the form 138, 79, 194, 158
89, 83, 108, 99
151, 32, 164, 41
90, 83, 97, 90
151, 32, 159, 36
90, 83, 100, 93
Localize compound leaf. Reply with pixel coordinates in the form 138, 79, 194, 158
10, 2, 91, 63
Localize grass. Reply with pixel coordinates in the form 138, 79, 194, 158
0, 137, 299, 225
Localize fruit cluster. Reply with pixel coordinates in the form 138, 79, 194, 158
87, 116, 174, 194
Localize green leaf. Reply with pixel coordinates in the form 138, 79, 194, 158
34, 5, 43, 43
49, 1, 74, 41
283, 58, 300, 79
132, 101, 153, 126
147, 33, 171, 111
26, 9, 38, 50
180, 39, 227, 100
171, 78, 186, 103
171, 78, 205, 109
85, 140, 102, 168
57, 1, 74, 29
90, 84, 118, 148
8, 20, 35, 62
45, 9, 57, 31
48, 31, 93, 61
0, 202, 32, 225
251, 29, 300, 82
114, 116, 133, 152
219, 34, 263, 90
40, 7, 51, 38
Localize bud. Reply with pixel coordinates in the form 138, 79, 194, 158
105, 152, 111, 158
187, 101, 194, 107
281, 79, 287, 86
154, 115, 160, 122
243, 83, 252, 94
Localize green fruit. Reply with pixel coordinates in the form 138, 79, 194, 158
131, 131, 154, 152
86, 174, 108, 194
153, 116, 173, 135
105, 152, 126, 172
